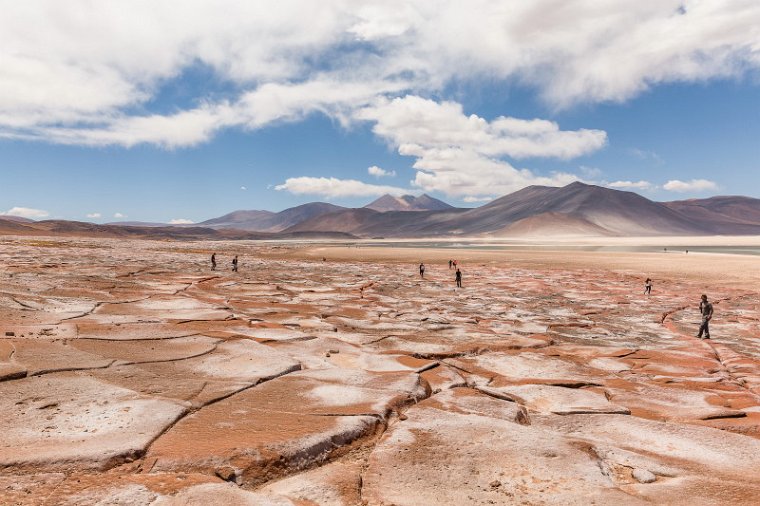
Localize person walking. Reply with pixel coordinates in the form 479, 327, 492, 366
419, 262, 425, 278
448, 259, 453, 269
644, 278, 652, 295
697, 294, 713, 339
211, 253, 217, 271
455, 268, 462, 288
232, 255, 239, 272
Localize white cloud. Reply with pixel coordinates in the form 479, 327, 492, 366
169, 218, 194, 224
608, 180, 653, 190
463, 196, 494, 203
275, 177, 410, 198
86, 212, 101, 218
368, 165, 396, 178
663, 179, 718, 193
113, 212, 126, 219
240, 186, 247, 190
351, 95, 600, 197
1, 2, 760, 146
2, 207, 49, 219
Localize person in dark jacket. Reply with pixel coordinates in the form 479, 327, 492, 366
697, 294, 713, 339
455, 268, 462, 288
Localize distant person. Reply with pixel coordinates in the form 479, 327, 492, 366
453, 259, 458, 269
449, 259, 453, 269
455, 268, 462, 288
644, 278, 652, 295
419, 262, 425, 278
211, 253, 217, 271
697, 294, 713, 339
232, 255, 239, 272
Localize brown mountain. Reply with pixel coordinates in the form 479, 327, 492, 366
0, 215, 35, 223
286, 182, 724, 237
0, 219, 355, 240
664, 196, 760, 232
364, 194, 454, 212
200, 202, 345, 232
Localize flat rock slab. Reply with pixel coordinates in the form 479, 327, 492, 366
420, 387, 527, 422
0, 323, 78, 340
536, 413, 760, 494
149, 408, 378, 487
69, 335, 220, 365
363, 401, 644, 505
152, 483, 297, 505
260, 459, 363, 506
83, 339, 302, 408
479, 384, 631, 415
148, 369, 425, 484
91, 295, 231, 323
268, 336, 437, 373
8, 339, 114, 376
607, 382, 745, 421
75, 322, 201, 340
0, 374, 185, 471
450, 351, 604, 386
137, 339, 301, 383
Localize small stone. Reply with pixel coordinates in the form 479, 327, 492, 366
632, 468, 656, 484
490, 480, 501, 488
325, 353, 331, 358
4, 332, 14, 337
328, 349, 340, 354
215, 465, 238, 482
399, 413, 408, 421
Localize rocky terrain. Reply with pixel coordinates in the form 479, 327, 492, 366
1, 237, 759, 505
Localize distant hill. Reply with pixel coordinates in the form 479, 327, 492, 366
7, 182, 760, 241
104, 221, 170, 227
364, 194, 454, 212
664, 196, 760, 232
287, 182, 721, 237
200, 203, 345, 232
0, 218, 356, 240
0, 215, 35, 223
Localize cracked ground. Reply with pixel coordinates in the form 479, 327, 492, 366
1, 237, 760, 505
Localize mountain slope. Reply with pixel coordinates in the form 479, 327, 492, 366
664, 196, 760, 229
364, 194, 454, 212
200, 203, 345, 232
432, 182, 706, 236
284, 182, 760, 237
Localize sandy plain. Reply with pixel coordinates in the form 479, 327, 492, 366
1, 235, 760, 505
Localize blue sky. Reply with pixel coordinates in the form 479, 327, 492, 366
1, 1, 760, 223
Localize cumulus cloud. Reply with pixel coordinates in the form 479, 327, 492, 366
663, 179, 718, 193
113, 212, 126, 219
608, 180, 653, 190
86, 212, 101, 218
367, 165, 396, 178
2, 207, 49, 219
1, 2, 760, 146
169, 218, 194, 224
351, 95, 599, 197
275, 177, 410, 198
463, 196, 494, 203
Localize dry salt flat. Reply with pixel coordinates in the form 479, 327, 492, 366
0, 237, 759, 505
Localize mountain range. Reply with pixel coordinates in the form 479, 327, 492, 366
4, 183, 760, 239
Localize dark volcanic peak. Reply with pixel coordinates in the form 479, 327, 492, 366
364, 193, 453, 212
